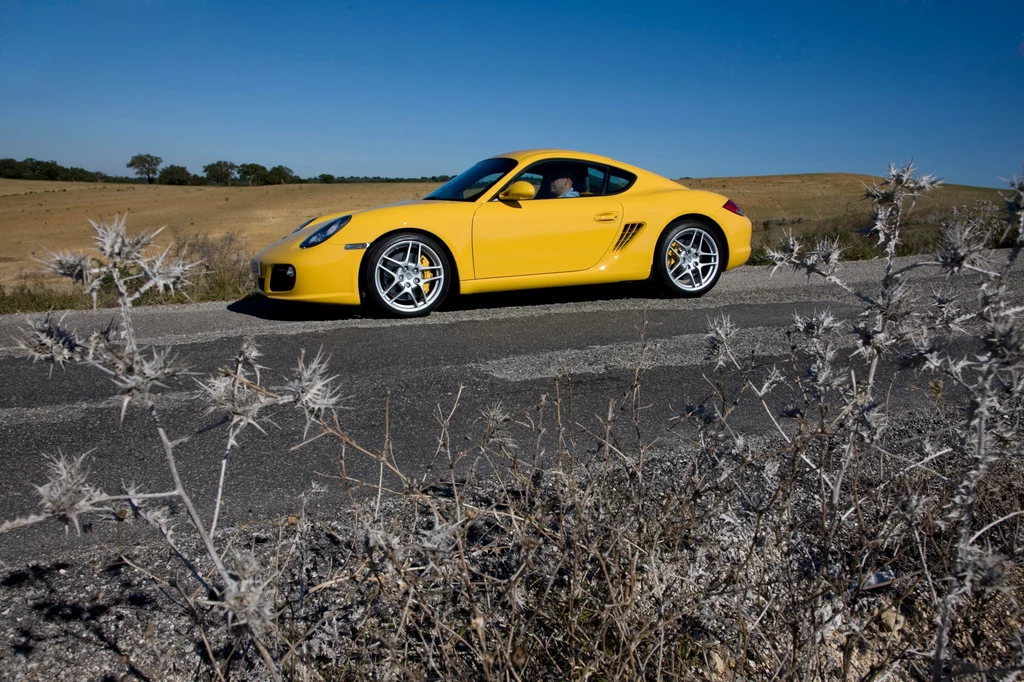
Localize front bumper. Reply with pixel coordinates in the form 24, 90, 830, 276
252, 244, 363, 305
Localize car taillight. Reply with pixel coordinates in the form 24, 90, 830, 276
723, 199, 744, 216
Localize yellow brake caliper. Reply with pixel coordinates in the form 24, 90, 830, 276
421, 255, 433, 294
667, 239, 680, 271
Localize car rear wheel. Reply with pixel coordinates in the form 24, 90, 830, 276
364, 232, 451, 317
654, 220, 724, 297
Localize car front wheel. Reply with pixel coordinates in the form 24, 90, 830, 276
364, 232, 451, 317
654, 220, 724, 297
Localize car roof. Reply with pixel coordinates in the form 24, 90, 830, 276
492, 149, 628, 166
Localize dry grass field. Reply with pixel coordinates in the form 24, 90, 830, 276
0, 173, 1002, 286
0, 180, 439, 284
681, 172, 1001, 225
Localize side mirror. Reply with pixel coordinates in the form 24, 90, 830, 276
498, 180, 536, 202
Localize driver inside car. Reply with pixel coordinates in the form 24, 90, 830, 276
550, 169, 579, 198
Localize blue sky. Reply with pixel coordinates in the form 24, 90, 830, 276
1, 0, 1022, 187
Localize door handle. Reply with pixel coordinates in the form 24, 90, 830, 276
593, 212, 619, 222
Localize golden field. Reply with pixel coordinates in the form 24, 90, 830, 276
0, 180, 439, 283
680, 173, 1002, 224
0, 174, 1002, 285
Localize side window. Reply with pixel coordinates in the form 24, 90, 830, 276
606, 166, 637, 195
583, 165, 607, 196
509, 160, 600, 199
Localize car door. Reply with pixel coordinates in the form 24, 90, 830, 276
471, 163, 623, 279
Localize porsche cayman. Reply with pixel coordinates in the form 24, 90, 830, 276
252, 149, 752, 317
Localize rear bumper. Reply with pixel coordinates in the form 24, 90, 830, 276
711, 209, 752, 270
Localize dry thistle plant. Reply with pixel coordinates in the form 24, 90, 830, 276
740, 163, 1024, 679
3, 215, 349, 679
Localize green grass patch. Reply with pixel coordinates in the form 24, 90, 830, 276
0, 278, 93, 315
0, 231, 256, 315
748, 196, 1016, 266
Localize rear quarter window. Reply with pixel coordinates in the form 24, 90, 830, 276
606, 167, 637, 195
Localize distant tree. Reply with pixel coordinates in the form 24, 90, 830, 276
158, 164, 191, 185
203, 160, 238, 186
126, 154, 163, 184
238, 163, 269, 186
20, 158, 64, 181
65, 166, 102, 182
190, 173, 208, 186
318, 173, 336, 184
0, 158, 23, 179
266, 165, 294, 185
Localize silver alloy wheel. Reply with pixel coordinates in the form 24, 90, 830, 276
373, 239, 446, 313
663, 226, 720, 292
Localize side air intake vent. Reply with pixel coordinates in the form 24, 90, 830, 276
613, 222, 645, 251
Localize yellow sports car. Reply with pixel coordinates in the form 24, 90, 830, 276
252, 149, 751, 317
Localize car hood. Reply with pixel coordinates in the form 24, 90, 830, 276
313, 198, 448, 223
269, 198, 458, 247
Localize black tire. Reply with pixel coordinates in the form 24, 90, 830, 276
653, 220, 725, 298
364, 232, 451, 317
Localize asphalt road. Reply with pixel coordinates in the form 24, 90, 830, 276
0, 257, 1017, 563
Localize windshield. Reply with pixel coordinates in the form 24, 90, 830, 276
425, 158, 518, 201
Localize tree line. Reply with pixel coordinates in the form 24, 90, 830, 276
0, 154, 454, 186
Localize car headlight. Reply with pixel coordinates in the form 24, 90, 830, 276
300, 215, 351, 248
290, 217, 317, 234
